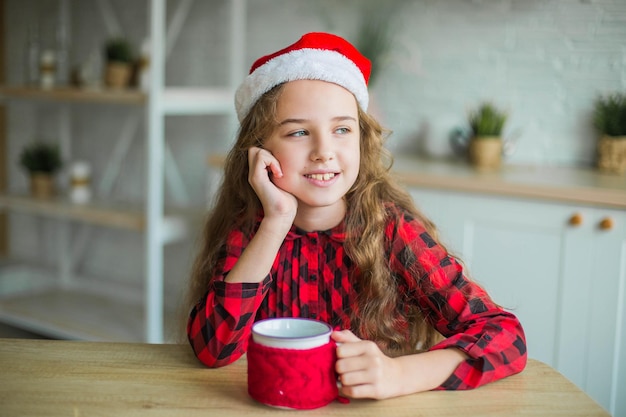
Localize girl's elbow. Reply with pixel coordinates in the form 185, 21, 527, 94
190, 338, 245, 368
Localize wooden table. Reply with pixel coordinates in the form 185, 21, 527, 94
0, 338, 610, 417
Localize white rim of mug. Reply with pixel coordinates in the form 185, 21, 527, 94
252, 318, 332, 340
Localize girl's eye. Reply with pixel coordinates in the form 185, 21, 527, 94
335, 127, 350, 134
288, 129, 307, 137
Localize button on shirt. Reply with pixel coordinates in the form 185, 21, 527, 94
187, 204, 527, 390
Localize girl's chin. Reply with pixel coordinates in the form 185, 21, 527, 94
295, 195, 347, 211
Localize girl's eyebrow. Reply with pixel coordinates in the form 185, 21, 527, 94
278, 116, 357, 126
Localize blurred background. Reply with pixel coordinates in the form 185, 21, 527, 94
0, 0, 626, 415
0, 0, 625, 414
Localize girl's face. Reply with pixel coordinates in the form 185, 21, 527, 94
263, 79, 361, 218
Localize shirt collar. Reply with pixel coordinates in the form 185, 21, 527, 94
285, 221, 346, 243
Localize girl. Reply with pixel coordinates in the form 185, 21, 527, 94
186, 32, 526, 400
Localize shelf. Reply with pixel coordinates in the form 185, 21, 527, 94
0, 193, 204, 243
0, 86, 234, 115
1, 0, 247, 344
0, 85, 146, 105
0, 263, 178, 342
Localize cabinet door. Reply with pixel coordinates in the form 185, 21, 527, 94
410, 189, 568, 364
442, 194, 569, 367
410, 188, 625, 415
570, 208, 624, 416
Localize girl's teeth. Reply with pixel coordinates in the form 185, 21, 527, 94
308, 173, 335, 181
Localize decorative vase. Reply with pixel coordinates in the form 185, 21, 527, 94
597, 135, 626, 175
105, 62, 131, 89
468, 136, 502, 170
30, 173, 55, 199
69, 161, 92, 204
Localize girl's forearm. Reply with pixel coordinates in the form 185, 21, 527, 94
392, 348, 468, 395
224, 217, 290, 283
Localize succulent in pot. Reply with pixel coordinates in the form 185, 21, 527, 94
469, 103, 508, 138
593, 92, 626, 174
467, 102, 508, 170
104, 37, 135, 89
19, 141, 63, 199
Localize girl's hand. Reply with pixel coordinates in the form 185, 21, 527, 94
332, 330, 403, 400
332, 330, 468, 399
248, 147, 297, 227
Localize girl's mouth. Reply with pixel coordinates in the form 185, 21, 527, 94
305, 173, 337, 181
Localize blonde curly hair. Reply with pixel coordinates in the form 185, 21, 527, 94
185, 84, 442, 354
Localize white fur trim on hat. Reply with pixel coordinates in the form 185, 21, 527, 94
235, 48, 369, 122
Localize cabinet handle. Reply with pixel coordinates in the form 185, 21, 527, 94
569, 213, 583, 226
599, 217, 614, 230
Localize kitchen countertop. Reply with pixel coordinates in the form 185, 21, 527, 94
391, 157, 626, 209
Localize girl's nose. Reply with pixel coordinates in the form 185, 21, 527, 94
310, 134, 334, 162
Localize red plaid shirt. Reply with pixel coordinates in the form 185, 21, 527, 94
187, 205, 527, 389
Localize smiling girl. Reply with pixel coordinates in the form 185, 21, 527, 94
186, 32, 527, 400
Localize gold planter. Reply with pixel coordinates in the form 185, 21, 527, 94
105, 62, 132, 89
468, 136, 502, 170
30, 173, 55, 199
597, 135, 626, 175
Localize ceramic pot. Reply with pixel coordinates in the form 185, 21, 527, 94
30, 173, 55, 199
105, 62, 132, 89
597, 135, 626, 175
468, 136, 502, 170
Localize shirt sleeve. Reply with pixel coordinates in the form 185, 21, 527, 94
389, 209, 528, 390
187, 228, 271, 368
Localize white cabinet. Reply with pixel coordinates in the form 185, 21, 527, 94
0, 0, 246, 343
409, 187, 626, 416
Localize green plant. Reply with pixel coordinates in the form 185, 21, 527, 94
593, 92, 626, 137
19, 142, 63, 174
352, 0, 409, 86
312, 0, 408, 86
104, 37, 134, 64
469, 103, 508, 138
353, 16, 393, 86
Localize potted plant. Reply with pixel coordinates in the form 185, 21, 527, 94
19, 142, 63, 199
467, 102, 508, 170
593, 92, 626, 174
104, 37, 134, 89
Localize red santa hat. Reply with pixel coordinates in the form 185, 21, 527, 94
235, 32, 371, 121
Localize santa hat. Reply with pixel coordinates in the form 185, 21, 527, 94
235, 32, 371, 122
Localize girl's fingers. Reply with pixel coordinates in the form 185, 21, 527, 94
248, 147, 282, 180
336, 352, 377, 375
335, 334, 381, 362
331, 329, 361, 345
333, 334, 394, 399
339, 382, 372, 399
267, 161, 283, 178
246, 147, 297, 222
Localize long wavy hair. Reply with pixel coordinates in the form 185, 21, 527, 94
185, 84, 442, 355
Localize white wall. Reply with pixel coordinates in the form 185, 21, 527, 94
244, 0, 626, 166
4, 0, 625, 296
377, 0, 626, 165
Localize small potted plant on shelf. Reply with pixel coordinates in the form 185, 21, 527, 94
593, 92, 626, 174
467, 102, 508, 170
19, 142, 63, 199
104, 37, 134, 89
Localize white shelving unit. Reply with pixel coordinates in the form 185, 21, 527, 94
0, 0, 246, 343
